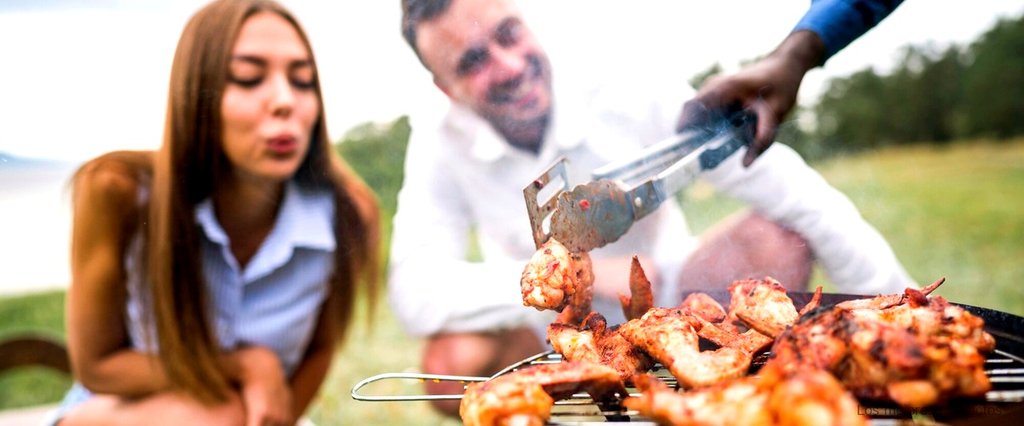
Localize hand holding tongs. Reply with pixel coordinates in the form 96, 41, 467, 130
524, 110, 756, 252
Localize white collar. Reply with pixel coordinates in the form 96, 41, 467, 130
195, 181, 335, 280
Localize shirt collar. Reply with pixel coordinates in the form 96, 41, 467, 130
195, 181, 335, 279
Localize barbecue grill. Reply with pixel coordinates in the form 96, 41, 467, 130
352, 293, 1024, 424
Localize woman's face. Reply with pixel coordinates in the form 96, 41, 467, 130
221, 11, 319, 184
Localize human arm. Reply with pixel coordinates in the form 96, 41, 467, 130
226, 296, 339, 426
67, 162, 173, 396
68, 160, 296, 424
284, 292, 340, 422
680, 0, 903, 166
387, 126, 540, 337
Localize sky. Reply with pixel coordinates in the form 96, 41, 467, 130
0, 0, 1022, 163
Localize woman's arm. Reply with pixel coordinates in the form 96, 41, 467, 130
286, 291, 341, 420
67, 164, 172, 396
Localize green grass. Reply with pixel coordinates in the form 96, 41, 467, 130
680, 140, 1024, 315
2, 140, 1022, 422
0, 291, 70, 410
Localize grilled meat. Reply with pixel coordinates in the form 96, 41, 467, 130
547, 322, 602, 365
677, 290, 775, 355
548, 313, 653, 382
729, 277, 801, 338
771, 282, 995, 409
555, 251, 594, 325
678, 292, 727, 323
798, 286, 823, 317
521, 238, 593, 324
625, 362, 867, 426
460, 361, 626, 426
619, 308, 752, 388
834, 277, 943, 311
692, 315, 775, 354
625, 373, 771, 426
619, 256, 655, 321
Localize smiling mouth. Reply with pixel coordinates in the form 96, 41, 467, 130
488, 55, 545, 106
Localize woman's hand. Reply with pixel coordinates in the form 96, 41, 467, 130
234, 346, 293, 426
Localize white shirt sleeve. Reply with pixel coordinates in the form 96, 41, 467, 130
702, 143, 916, 295
387, 118, 550, 337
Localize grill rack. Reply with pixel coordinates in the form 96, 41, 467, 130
352, 349, 1024, 424
351, 298, 1024, 424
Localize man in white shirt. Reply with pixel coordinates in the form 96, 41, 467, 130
391, 0, 915, 415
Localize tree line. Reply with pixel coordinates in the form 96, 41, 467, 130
809, 13, 1024, 158
688, 13, 1024, 161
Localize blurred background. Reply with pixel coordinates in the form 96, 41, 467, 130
1, 1, 1022, 424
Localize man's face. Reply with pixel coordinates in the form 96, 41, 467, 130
416, 0, 553, 145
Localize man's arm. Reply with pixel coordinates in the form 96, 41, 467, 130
387, 127, 538, 337
679, 0, 904, 164
794, 0, 904, 63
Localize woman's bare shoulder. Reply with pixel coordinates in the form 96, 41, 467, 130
73, 150, 154, 210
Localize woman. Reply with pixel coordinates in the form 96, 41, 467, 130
52, 1, 379, 424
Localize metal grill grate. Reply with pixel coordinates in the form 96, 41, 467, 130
500, 348, 1024, 425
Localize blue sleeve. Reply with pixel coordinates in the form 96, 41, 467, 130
792, 0, 903, 62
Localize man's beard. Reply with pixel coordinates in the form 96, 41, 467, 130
485, 54, 551, 153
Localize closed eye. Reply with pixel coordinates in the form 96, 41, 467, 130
289, 60, 316, 90
229, 55, 267, 88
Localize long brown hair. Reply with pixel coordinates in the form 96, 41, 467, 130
77, 0, 379, 403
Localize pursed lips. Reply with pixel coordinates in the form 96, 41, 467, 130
266, 134, 299, 156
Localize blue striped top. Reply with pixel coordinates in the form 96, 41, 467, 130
124, 181, 336, 377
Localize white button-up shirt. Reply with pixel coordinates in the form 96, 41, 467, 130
388, 65, 914, 337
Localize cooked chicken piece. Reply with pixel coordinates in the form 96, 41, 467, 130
835, 277, 944, 311
548, 313, 653, 382
674, 291, 774, 354
618, 308, 752, 388
619, 256, 655, 321
797, 286, 824, 317
771, 283, 994, 409
459, 380, 551, 426
586, 313, 654, 382
730, 277, 799, 338
547, 322, 601, 365
625, 363, 867, 426
760, 363, 869, 426
520, 239, 593, 324
624, 373, 770, 426
678, 292, 727, 323
460, 361, 626, 426
692, 315, 774, 354
554, 251, 593, 325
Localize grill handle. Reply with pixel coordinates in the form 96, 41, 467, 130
350, 372, 486, 401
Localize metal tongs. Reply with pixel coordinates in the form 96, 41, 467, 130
524, 111, 755, 252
